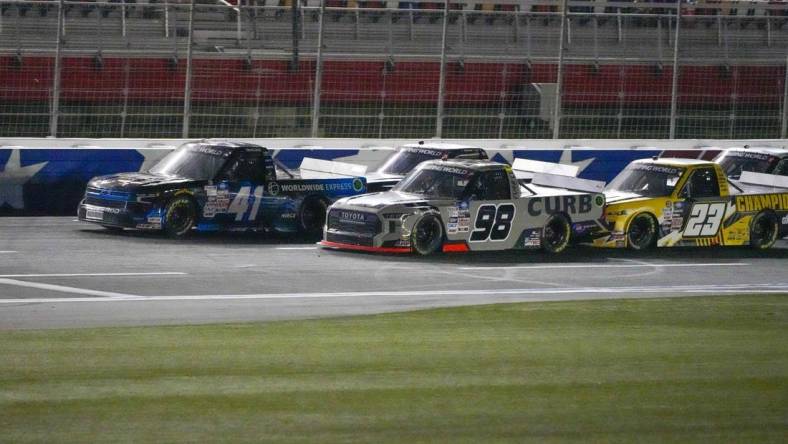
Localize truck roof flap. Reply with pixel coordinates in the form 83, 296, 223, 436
738, 171, 788, 190
531, 172, 605, 193
511, 158, 579, 178
299, 157, 368, 179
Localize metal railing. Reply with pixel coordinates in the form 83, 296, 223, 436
0, 0, 786, 139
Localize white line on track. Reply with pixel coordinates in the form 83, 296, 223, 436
0, 251, 18, 254
0, 278, 136, 298
1, 283, 786, 304
0, 272, 187, 278
274, 247, 317, 250
459, 262, 749, 271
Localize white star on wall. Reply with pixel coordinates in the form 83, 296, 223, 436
559, 150, 595, 175
0, 149, 48, 209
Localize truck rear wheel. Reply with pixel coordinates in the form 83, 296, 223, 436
163, 196, 196, 239
749, 211, 779, 249
627, 213, 657, 250
298, 197, 328, 236
411, 213, 444, 256
541, 213, 571, 254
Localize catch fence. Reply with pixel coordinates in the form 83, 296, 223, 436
0, 0, 786, 139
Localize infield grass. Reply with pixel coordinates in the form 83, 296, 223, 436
1, 295, 787, 443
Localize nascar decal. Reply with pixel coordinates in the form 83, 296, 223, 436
661, 201, 674, 232
470, 203, 516, 242
203, 185, 230, 218
521, 228, 541, 248
448, 203, 472, 234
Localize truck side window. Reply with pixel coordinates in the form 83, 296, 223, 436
684, 168, 720, 198
478, 170, 511, 200
223, 150, 267, 183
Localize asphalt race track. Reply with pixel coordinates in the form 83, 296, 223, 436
1, 217, 786, 330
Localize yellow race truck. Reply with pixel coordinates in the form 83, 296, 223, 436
594, 158, 788, 250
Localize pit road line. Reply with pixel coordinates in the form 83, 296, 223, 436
1, 283, 786, 304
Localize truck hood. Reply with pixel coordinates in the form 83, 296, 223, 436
88, 172, 197, 192
336, 191, 458, 211
366, 171, 404, 183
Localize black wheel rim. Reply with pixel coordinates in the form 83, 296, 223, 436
629, 217, 652, 247
301, 202, 325, 233
544, 219, 567, 248
169, 204, 192, 233
416, 219, 438, 245
415, 218, 441, 252
753, 217, 776, 245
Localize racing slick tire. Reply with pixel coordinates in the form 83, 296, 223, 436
541, 213, 571, 254
298, 196, 329, 237
749, 211, 779, 249
411, 213, 444, 256
626, 213, 657, 251
163, 196, 196, 238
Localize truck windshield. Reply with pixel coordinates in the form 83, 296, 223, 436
718, 152, 780, 179
149, 144, 230, 180
393, 165, 474, 199
606, 164, 684, 197
377, 147, 445, 175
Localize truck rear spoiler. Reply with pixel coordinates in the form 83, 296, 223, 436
738, 171, 788, 189
299, 157, 368, 178
511, 158, 579, 180
531, 173, 606, 193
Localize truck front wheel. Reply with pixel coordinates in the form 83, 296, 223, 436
411, 213, 444, 256
626, 213, 657, 250
163, 196, 196, 238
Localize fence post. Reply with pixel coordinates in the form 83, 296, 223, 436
291, 0, 300, 70
50, 0, 65, 137
669, 2, 682, 139
182, 0, 196, 139
552, 0, 568, 139
311, 0, 326, 138
780, 56, 788, 139
782, 56, 788, 139
435, 0, 450, 138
